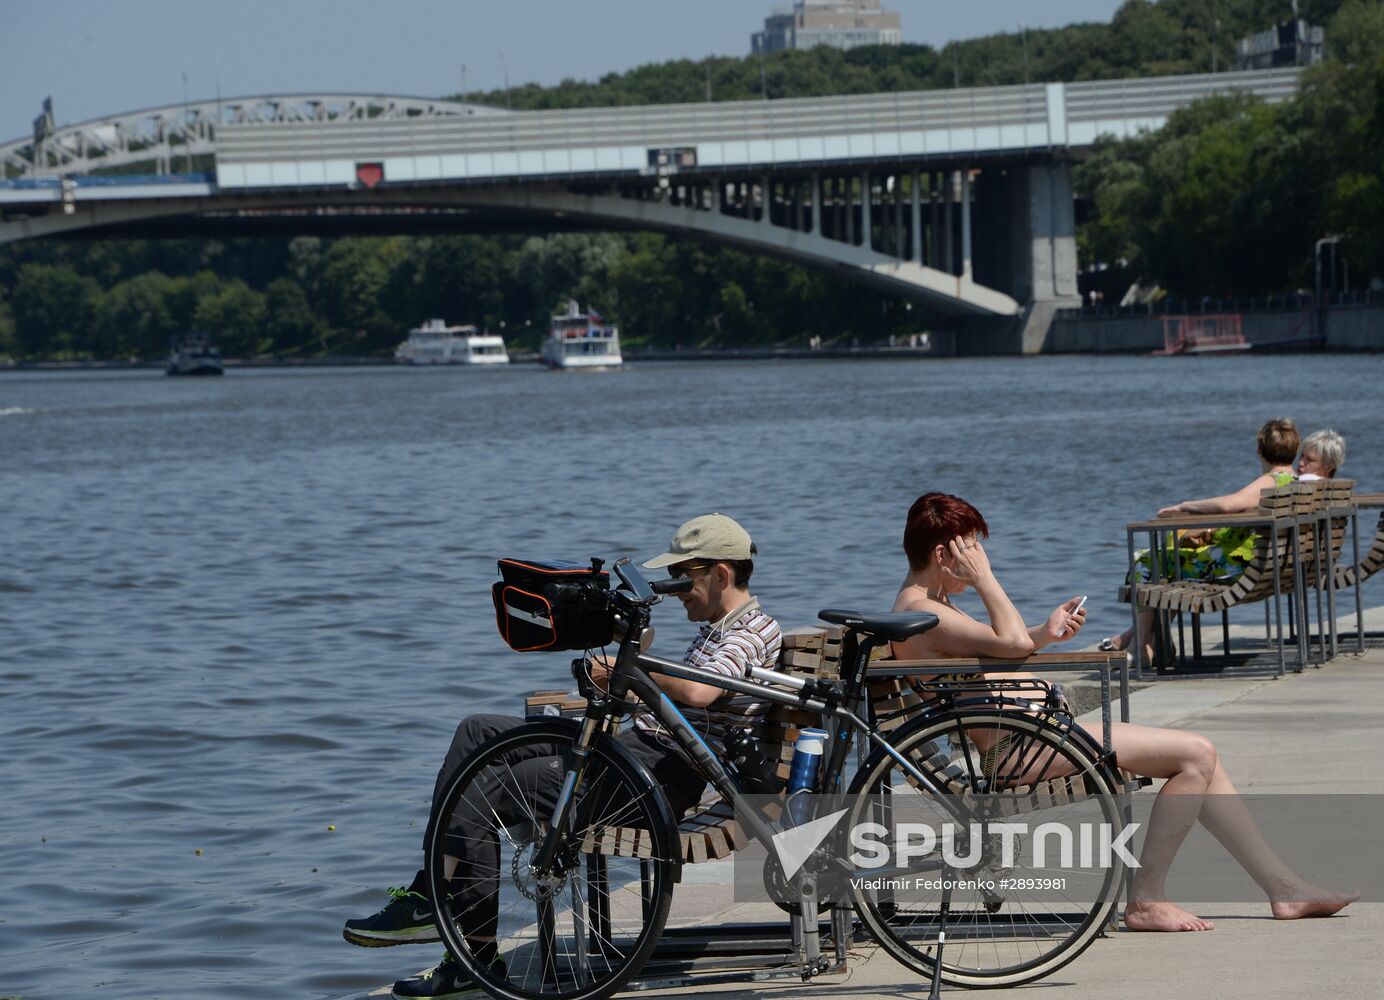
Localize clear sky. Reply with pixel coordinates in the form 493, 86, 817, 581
0, 0, 1128, 141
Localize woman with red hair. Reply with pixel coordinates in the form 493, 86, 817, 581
892, 491, 1356, 932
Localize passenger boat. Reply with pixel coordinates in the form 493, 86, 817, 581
394, 319, 510, 365
541, 301, 622, 369
166, 332, 223, 376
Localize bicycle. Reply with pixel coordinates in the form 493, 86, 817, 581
427, 558, 1127, 1000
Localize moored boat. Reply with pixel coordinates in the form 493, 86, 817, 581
166, 332, 223, 376
541, 301, 622, 370
394, 319, 510, 365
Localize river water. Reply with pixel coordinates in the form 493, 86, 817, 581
1, 355, 1379, 998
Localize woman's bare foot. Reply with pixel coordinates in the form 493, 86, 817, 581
1100, 632, 1155, 666
1270, 885, 1360, 920
1124, 900, 1215, 932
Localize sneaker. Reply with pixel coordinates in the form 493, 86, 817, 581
393, 952, 505, 1000
343, 885, 439, 947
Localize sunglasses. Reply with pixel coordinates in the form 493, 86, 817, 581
668, 562, 715, 579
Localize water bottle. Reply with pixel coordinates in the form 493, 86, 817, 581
786, 728, 828, 827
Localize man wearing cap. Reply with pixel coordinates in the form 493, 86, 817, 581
344, 513, 782, 999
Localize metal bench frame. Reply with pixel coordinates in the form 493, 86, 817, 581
1122, 481, 1355, 677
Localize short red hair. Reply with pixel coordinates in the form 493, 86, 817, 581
903, 492, 989, 569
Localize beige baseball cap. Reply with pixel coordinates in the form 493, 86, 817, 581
643, 513, 756, 569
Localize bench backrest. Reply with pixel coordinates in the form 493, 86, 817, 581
766, 628, 843, 780
1357, 508, 1384, 583
530, 629, 843, 864
1224, 481, 1334, 602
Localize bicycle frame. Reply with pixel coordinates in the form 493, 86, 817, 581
538, 610, 983, 885
504, 558, 1124, 992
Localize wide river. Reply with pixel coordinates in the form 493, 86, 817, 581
1, 354, 1379, 998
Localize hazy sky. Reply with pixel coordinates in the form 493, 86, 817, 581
1, 0, 1128, 141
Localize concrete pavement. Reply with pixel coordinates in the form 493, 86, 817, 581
651, 616, 1384, 1000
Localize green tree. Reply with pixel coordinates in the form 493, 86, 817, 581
1315, 2, 1384, 280
0, 299, 16, 358
264, 278, 323, 354
318, 238, 409, 353
194, 279, 269, 356
11, 263, 101, 358
96, 271, 183, 358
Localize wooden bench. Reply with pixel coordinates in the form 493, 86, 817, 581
864, 650, 1149, 793
524, 627, 842, 865
1335, 493, 1384, 590
1120, 482, 1340, 674
524, 637, 1151, 953
526, 638, 1155, 865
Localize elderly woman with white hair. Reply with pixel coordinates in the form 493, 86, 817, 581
1298, 429, 1346, 480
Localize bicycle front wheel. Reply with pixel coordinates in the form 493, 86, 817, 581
426, 720, 678, 1000
846, 708, 1124, 988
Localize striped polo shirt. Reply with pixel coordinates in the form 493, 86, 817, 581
635, 598, 783, 748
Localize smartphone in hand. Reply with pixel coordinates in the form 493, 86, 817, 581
1059, 595, 1088, 637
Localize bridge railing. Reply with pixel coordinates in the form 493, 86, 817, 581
213, 68, 1301, 185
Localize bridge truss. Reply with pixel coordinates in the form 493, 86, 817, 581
1, 94, 504, 179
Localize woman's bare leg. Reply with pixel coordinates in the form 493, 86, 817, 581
1195, 761, 1358, 918
1101, 722, 1356, 930
1103, 721, 1218, 931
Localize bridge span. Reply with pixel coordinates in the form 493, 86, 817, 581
1, 69, 1300, 351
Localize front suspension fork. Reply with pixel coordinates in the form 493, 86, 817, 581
531, 712, 605, 874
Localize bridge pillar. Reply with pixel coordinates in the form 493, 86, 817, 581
812, 172, 822, 237
942, 171, 954, 276
928, 175, 938, 267
960, 168, 973, 281
910, 170, 922, 264
861, 170, 870, 249
844, 175, 854, 246
894, 174, 904, 259
965, 161, 1081, 354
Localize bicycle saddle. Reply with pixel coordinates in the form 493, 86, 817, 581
817, 609, 940, 641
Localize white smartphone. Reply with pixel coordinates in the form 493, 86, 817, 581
1060, 595, 1088, 636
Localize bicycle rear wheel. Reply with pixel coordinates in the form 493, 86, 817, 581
846, 708, 1124, 988
426, 720, 678, 1000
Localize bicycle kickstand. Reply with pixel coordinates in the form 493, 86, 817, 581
796, 875, 830, 981
928, 875, 952, 1000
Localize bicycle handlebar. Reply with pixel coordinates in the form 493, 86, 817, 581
650, 576, 693, 596
611, 557, 693, 600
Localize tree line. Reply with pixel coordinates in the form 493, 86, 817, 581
0, 0, 1377, 360
1076, 0, 1383, 300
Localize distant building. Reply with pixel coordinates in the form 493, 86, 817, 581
752, 1, 902, 54
1236, 18, 1324, 70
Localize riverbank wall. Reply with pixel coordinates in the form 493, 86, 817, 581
4, 304, 1380, 370
1044, 302, 1384, 354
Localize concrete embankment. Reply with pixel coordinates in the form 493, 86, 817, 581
651, 606, 1384, 1000
1047, 303, 1384, 354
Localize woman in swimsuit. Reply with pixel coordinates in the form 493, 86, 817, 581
1102, 417, 1302, 663
892, 491, 1357, 932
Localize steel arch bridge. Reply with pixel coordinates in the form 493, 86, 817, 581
1, 93, 504, 177
1, 69, 1302, 349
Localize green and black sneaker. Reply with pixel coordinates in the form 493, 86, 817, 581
342, 880, 439, 947
393, 952, 505, 1000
